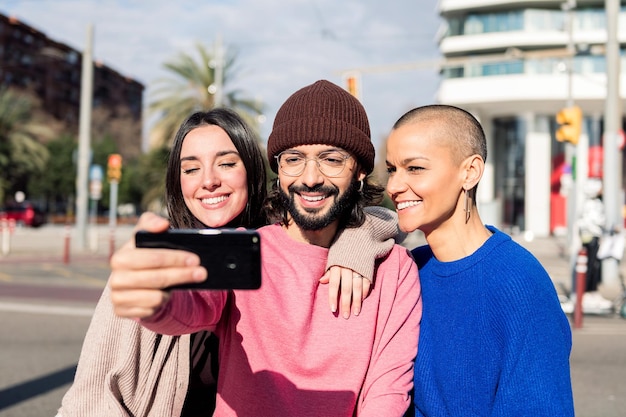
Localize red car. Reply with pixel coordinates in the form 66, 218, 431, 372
0, 202, 47, 228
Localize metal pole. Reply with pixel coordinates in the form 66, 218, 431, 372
75, 24, 94, 250
1, 218, 9, 256
570, 0, 590, 298
63, 224, 71, 264
89, 197, 98, 253
574, 247, 588, 328
565, 0, 575, 108
108, 181, 118, 228
602, 0, 622, 290
108, 180, 118, 259
563, 0, 579, 296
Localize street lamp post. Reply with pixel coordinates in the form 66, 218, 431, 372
561, 0, 584, 296
75, 24, 94, 250
602, 0, 623, 290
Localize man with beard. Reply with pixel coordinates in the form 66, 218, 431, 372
109, 80, 422, 417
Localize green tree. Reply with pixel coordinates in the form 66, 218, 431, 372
133, 145, 169, 212
138, 42, 267, 213
28, 134, 76, 214
0, 87, 54, 204
148, 42, 265, 149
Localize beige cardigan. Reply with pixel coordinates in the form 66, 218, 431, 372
57, 207, 399, 417
58, 286, 191, 416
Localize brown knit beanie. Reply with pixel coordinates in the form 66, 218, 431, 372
267, 79, 375, 174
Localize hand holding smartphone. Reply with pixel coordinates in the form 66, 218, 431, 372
135, 229, 261, 290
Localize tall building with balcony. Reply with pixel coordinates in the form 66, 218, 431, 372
436, 0, 625, 237
0, 13, 144, 159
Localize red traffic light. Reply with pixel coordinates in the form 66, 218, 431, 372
108, 153, 122, 168
343, 72, 361, 99
107, 154, 123, 182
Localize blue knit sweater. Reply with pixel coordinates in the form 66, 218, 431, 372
409, 226, 574, 417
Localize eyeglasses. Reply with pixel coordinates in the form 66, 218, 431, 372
275, 150, 352, 177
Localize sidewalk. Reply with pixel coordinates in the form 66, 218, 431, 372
0, 223, 135, 262
3, 224, 625, 305
511, 232, 625, 301
402, 229, 626, 307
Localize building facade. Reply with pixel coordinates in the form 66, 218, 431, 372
436, 0, 625, 237
0, 13, 144, 158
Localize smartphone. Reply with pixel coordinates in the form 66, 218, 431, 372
135, 229, 261, 290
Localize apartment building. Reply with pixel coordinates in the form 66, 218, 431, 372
0, 13, 144, 159
436, 0, 625, 237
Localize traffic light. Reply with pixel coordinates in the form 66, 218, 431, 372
343, 72, 361, 100
107, 153, 123, 182
556, 106, 582, 145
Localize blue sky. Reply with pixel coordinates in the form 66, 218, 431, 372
2, 0, 442, 154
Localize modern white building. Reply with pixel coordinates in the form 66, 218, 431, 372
435, 0, 625, 237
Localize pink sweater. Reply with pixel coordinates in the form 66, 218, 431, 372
142, 223, 421, 416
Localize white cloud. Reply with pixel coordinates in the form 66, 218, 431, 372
2, 0, 441, 153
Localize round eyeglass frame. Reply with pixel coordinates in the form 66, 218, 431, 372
275, 151, 352, 177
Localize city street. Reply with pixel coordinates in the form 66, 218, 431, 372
1, 224, 625, 416
0, 224, 124, 417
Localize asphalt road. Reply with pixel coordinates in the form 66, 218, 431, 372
0, 304, 93, 417
0, 225, 625, 416
0, 224, 114, 417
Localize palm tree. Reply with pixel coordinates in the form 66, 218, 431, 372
148, 42, 265, 149
0, 87, 53, 204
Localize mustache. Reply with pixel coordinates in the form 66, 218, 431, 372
287, 184, 339, 196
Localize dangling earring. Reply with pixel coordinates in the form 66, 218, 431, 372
463, 188, 471, 224
276, 178, 280, 188
357, 180, 364, 193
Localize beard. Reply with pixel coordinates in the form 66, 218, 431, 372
279, 180, 360, 231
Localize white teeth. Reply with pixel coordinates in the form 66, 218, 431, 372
302, 195, 325, 202
201, 196, 227, 205
397, 201, 420, 210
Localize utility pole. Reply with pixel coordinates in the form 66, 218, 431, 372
602, 0, 623, 290
75, 24, 94, 250
561, 0, 582, 295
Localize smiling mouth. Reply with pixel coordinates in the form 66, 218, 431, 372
301, 194, 326, 202
201, 195, 228, 205
396, 200, 420, 210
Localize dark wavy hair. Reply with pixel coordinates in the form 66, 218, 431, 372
165, 108, 267, 229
